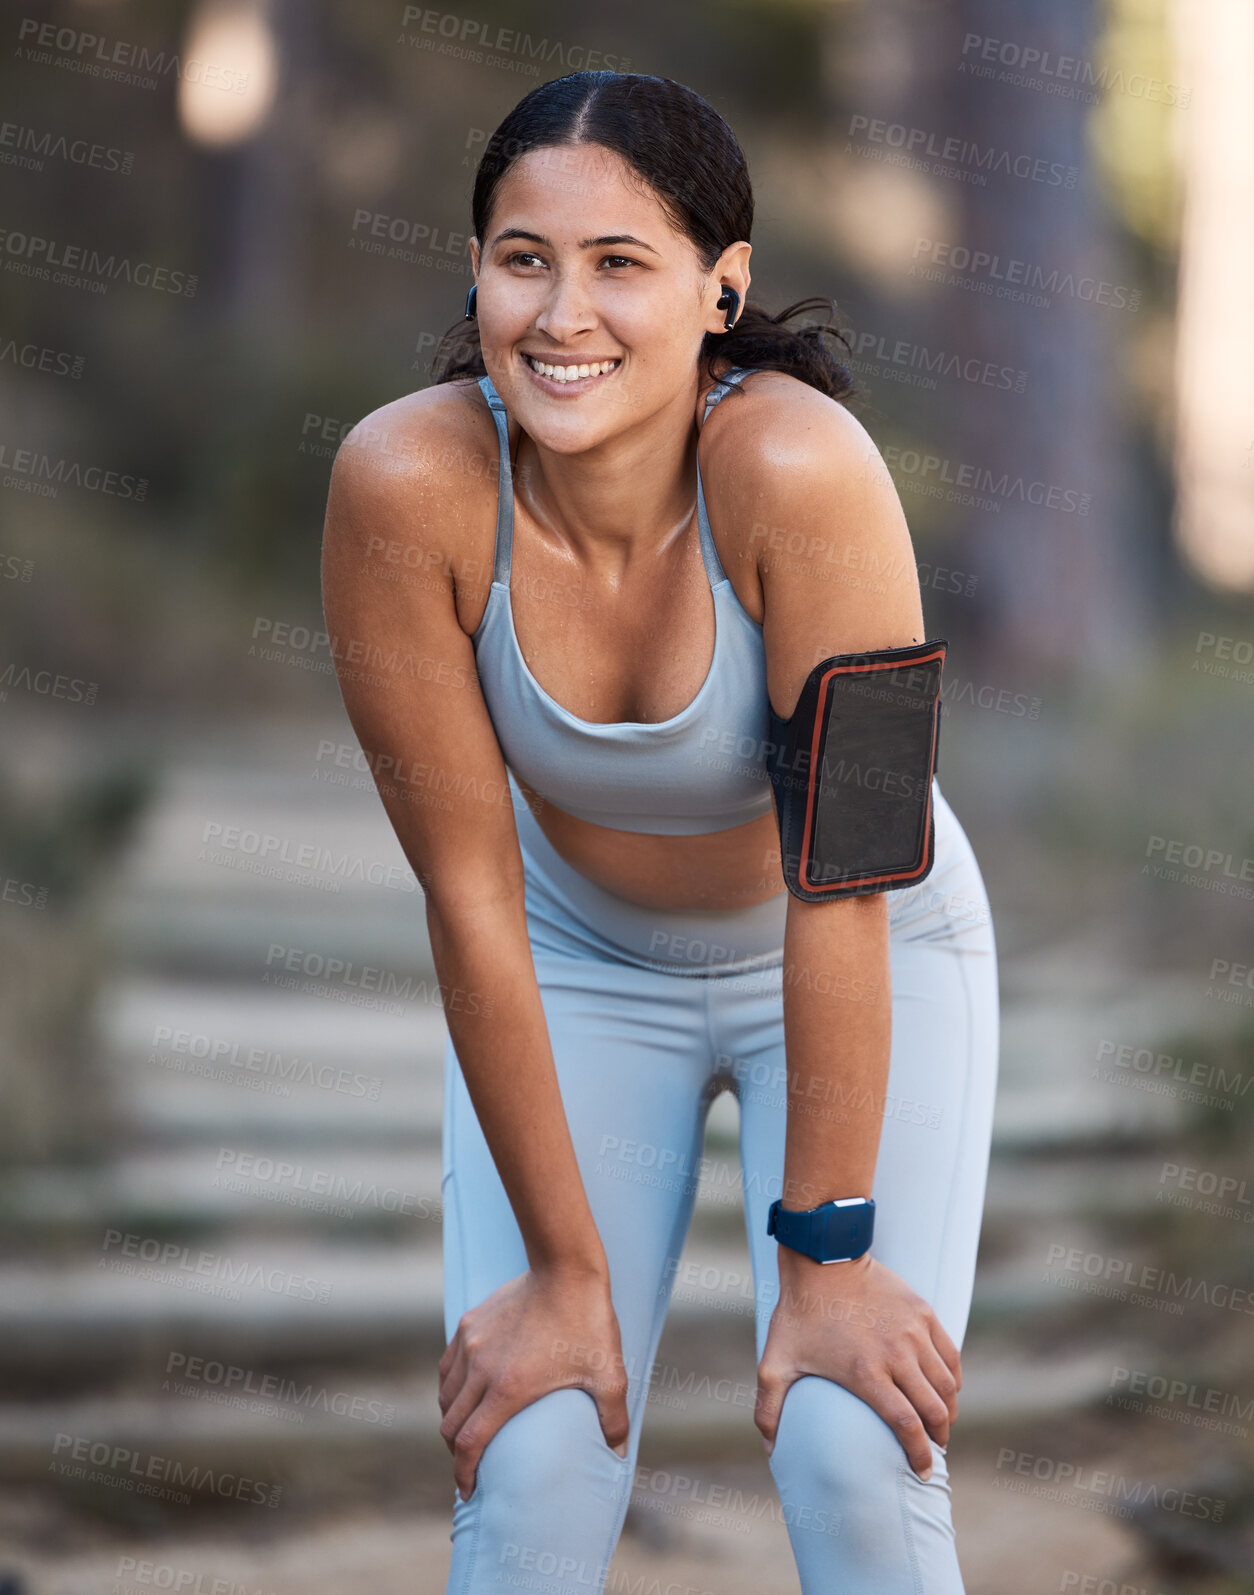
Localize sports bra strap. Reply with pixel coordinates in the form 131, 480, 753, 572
695, 366, 755, 585
477, 374, 514, 584
701, 365, 754, 427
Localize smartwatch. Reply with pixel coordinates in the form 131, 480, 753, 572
767, 1195, 875, 1264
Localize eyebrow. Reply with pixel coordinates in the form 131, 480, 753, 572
488, 228, 661, 256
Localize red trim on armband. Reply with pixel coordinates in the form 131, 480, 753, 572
796, 644, 945, 896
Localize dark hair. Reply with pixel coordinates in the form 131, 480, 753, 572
432, 71, 856, 405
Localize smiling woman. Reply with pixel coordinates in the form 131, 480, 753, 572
428, 123, 870, 910
320, 69, 1000, 1595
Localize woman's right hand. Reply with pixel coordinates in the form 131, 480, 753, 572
438, 1263, 630, 1502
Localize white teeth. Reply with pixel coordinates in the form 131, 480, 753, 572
525, 355, 620, 382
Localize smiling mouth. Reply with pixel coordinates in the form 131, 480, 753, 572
522, 353, 622, 387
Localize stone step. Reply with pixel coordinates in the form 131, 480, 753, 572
4, 1103, 1182, 1249
7, 1088, 1184, 1245
1, 1240, 445, 1373
104, 747, 441, 978
108, 898, 435, 983
122, 792, 411, 900
0, 1138, 764, 1249
982, 1153, 1182, 1217
98, 959, 1206, 1155
95, 976, 451, 1143
0, 1334, 1130, 1489
0, 1149, 448, 1234
991, 954, 1230, 1152
98, 951, 1216, 1149
0, 1220, 1101, 1380
965, 1216, 1149, 1329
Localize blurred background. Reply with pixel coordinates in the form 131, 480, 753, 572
2, 0, 1252, 1590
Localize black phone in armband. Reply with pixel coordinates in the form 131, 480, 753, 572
764, 638, 947, 903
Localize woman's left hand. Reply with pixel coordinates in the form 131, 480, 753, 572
754, 1248, 961, 1480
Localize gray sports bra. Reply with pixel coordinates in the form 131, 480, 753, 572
469, 367, 774, 835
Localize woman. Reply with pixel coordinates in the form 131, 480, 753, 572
322, 70, 999, 1595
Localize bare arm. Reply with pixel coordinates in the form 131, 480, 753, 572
708, 379, 924, 1217
319, 398, 606, 1283
780, 895, 892, 1209
755, 399, 923, 1221
708, 380, 960, 1478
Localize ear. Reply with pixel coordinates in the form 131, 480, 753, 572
469, 236, 481, 277
704, 240, 752, 335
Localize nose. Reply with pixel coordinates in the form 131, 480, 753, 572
533, 269, 598, 346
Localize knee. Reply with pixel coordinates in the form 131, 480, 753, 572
766, 1377, 959, 1585
771, 1374, 944, 1503
475, 1387, 630, 1504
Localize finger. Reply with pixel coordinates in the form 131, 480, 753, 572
439, 1369, 489, 1459
926, 1312, 963, 1390
438, 1328, 463, 1380
452, 1423, 482, 1503
890, 1361, 952, 1450
451, 1404, 488, 1502
437, 1334, 463, 1389
452, 1396, 513, 1502
867, 1379, 935, 1478
916, 1339, 960, 1427
577, 1346, 634, 1461
437, 1338, 468, 1417
754, 1361, 792, 1455
587, 1378, 625, 1461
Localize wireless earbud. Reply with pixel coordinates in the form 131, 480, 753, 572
715, 286, 740, 331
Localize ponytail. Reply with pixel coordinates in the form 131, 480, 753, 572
702, 296, 855, 404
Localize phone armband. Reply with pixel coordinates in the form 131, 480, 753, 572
765, 638, 947, 903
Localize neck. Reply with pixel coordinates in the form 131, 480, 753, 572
511, 379, 710, 576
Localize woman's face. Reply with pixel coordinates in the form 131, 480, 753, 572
468, 142, 750, 455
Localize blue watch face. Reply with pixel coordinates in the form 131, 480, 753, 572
772, 1198, 875, 1262
817, 1200, 874, 1261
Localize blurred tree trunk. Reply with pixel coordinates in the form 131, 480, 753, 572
951, 0, 1149, 682
823, 0, 1151, 686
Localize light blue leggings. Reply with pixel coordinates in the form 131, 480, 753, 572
441, 774, 999, 1594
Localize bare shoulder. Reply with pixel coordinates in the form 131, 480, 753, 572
700, 367, 895, 522
316, 379, 527, 911
699, 369, 914, 628
321, 378, 501, 629
701, 367, 925, 664
327, 378, 497, 521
